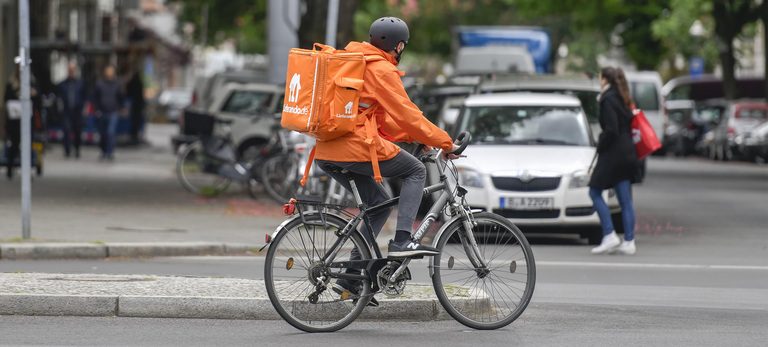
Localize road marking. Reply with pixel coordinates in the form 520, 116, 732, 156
538, 261, 768, 271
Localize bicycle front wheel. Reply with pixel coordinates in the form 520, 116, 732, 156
432, 212, 536, 330
176, 141, 231, 195
264, 212, 372, 332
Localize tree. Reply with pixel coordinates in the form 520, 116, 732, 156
760, 0, 768, 101
298, 0, 357, 49
711, 0, 763, 100
175, 0, 268, 53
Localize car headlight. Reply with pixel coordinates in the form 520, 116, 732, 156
457, 167, 484, 187
569, 170, 590, 189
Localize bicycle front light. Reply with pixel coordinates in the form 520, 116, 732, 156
458, 167, 484, 188
569, 170, 590, 189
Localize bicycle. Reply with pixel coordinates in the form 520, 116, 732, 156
263, 132, 536, 332
176, 118, 251, 195
176, 117, 307, 200
258, 131, 320, 204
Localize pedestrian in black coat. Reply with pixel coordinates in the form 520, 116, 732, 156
589, 67, 640, 255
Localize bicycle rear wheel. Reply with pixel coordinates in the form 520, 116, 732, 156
264, 212, 372, 332
432, 212, 536, 330
176, 141, 231, 194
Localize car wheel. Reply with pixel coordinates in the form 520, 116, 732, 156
585, 228, 603, 245
611, 212, 625, 234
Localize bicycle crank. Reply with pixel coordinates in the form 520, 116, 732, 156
376, 261, 412, 297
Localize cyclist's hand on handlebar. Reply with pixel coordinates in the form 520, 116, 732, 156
443, 144, 465, 160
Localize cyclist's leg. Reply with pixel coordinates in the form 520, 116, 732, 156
377, 152, 426, 237
316, 160, 394, 245
318, 152, 425, 236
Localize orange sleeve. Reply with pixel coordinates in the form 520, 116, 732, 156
372, 66, 454, 151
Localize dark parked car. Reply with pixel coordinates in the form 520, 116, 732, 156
664, 100, 725, 156
662, 75, 765, 102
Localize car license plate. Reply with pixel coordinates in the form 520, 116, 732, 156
500, 197, 553, 210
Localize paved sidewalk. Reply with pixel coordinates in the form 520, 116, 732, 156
0, 273, 451, 321
0, 124, 421, 321
0, 124, 399, 259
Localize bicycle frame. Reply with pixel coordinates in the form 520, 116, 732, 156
273, 148, 489, 286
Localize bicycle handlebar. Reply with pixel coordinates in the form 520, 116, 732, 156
410, 131, 471, 163
452, 131, 470, 156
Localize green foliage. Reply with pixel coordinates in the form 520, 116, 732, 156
173, 0, 762, 79
175, 0, 268, 53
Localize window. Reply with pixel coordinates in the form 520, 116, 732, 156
737, 108, 768, 119
459, 105, 590, 146
631, 82, 659, 111
221, 91, 273, 115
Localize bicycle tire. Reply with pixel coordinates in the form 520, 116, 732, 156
264, 212, 373, 332
176, 141, 231, 195
261, 153, 301, 203
432, 212, 536, 330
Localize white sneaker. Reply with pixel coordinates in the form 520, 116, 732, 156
591, 231, 620, 254
614, 240, 636, 255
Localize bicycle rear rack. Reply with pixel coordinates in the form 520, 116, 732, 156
284, 194, 352, 226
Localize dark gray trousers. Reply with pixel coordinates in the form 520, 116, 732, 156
316, 150, 427, 241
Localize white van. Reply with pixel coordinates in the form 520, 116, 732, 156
624, 71, 665, 143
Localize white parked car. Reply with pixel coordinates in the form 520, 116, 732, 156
173, 82, 284, 156
450, 93, 620, 244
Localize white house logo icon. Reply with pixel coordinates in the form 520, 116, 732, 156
288, 73, 301, 103
344, 102, 353, 114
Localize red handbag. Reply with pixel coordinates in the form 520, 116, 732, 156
631, 105, 662, 160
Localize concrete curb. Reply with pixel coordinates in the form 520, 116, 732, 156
0, 242, 262, 260
0, 294, 450, 321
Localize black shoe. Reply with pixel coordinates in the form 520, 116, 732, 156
387, 239, 439, 258
331, 278, 379, 307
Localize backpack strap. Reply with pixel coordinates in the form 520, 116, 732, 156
360, 104, 382, 183
299, 103, 381, 186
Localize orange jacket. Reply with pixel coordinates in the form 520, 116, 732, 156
313, 41, 453, 164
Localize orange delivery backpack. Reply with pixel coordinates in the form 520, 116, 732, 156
281, 43, 384, 185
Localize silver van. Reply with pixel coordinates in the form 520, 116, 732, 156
624, 71, 665, 144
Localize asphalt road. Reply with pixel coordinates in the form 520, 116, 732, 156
2, 304, 767, 347
2, 141, 767, 345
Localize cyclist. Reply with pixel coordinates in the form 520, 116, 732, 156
314, 17, 460, 299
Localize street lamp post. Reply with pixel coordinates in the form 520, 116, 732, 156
689, 20, 707, 78
16, 0, 32, 239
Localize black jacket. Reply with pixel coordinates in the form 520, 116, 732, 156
589, 87, 639, 189
93, 79, 124, 113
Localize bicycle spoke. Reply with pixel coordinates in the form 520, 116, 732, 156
265, 212, 371, 332
432, 212, 535, 330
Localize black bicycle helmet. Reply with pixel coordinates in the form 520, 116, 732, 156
369, 17, 409, 52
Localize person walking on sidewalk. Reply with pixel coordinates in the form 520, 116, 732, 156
589, 67, 640, 255
93, 65, 124, 160
3, 68, 39, 179
57, 62, 86, 158
126, 71, 145, 145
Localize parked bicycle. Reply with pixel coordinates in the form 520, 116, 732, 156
258, 131, 320, 203
263, 132, 536, 332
